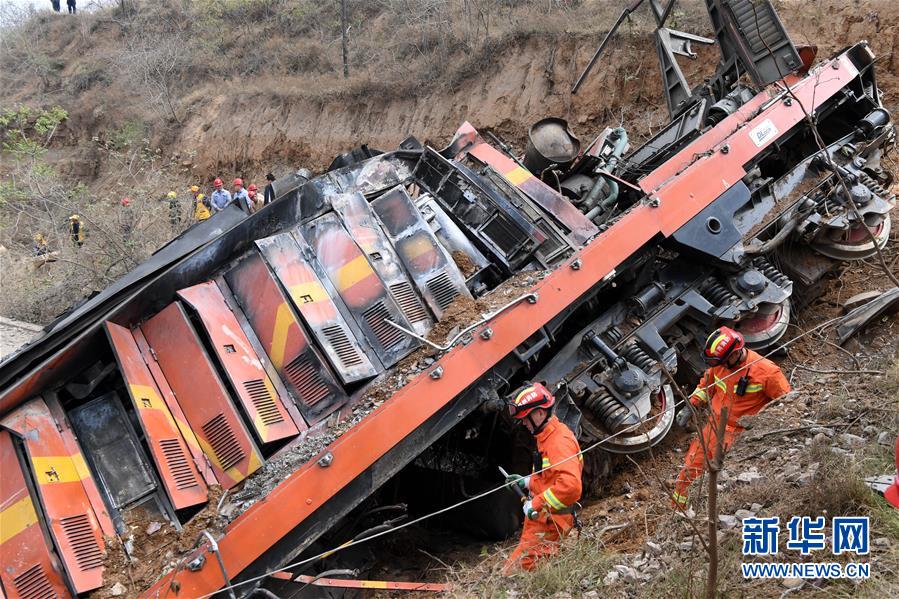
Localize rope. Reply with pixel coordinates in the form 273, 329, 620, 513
192, 314, 846, 598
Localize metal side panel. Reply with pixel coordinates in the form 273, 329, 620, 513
332, 192, 434, 336
415, 195, 491, 272
721, 0, 801, 87
68, 394, 158, 512
300, 213, 419, 367
255, 233, 379, 384
104, 322, 208, 510
140, 303, 263, 489
43, 395, 115, 538
132, 328, 219, 488
214, 276, 310, 433
177, 282, 300, 445
224, 252, 347, 424
0, 398, 105, 594
461, 134, 598, 247
0, 430, 70, 599
371, 185, 472, 317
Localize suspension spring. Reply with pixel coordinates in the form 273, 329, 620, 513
622, 343, 655, 372
752, 257, 791, 287
701, 278, 740, 307
859, 171, 890, 199
604, 326, 623, 344
585, 386, 630, 432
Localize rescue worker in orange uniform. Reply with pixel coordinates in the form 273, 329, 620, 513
671, 326, 790, 508
503, 383, 583, 574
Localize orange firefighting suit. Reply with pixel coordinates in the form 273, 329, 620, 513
672, 349, 790, 506
504, 415, 583, 573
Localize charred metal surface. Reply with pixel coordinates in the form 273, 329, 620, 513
256, 233, 380, 383
1, 198, 302, 416
68, 393, 165, 520
459, 125, 599, 247
235, 367, 514, 593
372, 186, 472, 317
297, 152, 418, 222
225, 253, 347, 424
332, 192, 434, 336
301, 213, 419, 367
414, 148, 548, 272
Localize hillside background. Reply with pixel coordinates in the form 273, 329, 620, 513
1, 0, 897, 323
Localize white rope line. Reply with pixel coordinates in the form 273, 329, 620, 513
189, 314, 845, 598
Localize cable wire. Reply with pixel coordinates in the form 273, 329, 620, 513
191, 314, 845, 598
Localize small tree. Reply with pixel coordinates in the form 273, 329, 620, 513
118, 32, 188, 124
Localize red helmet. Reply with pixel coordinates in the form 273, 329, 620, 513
508, 382, 555, 420
885, 438, 899, 509
233, 178, 243, 187
214, 178, 223, 188
121, 197, 130, 206
248, 184, 258, 191
703, 326, 745, 366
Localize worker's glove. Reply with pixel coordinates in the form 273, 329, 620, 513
522, 499, 539, 521
675, 407, 694, 429
505, 474, 530, 493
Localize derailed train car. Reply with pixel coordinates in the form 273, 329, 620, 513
0, 1, 895, 596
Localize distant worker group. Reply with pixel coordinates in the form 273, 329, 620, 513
203, 173, 275, 216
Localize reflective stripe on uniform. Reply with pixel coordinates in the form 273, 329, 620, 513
713, 376, 727, 392
691, 388, 708, 403
744, 383, 764, 393
543, 488, 567, 510
671, 491, 688, 505
542, 458, 551, 468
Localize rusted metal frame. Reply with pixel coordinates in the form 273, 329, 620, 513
223, 251, 347, 424
177, 282, 300, 445
214, 275, 310, 432
0, 430, 70, 599
1, 398, 106, 594
104, 322, 209, 510
141, 302, 264, 489
132, 327, 220, 487
332, 192, 435, 336
300, 213, 418, 367
144, 55, 859, 597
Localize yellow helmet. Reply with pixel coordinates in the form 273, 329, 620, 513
167, 191, 177, 199
190, 185, 200, 193
196, 193, 206, 201
69, 214, 80, 220
34, 233, 45, 241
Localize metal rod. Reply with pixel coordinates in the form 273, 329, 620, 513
200, 530, 237, 599
385, 293, 538, 351
572, 0, 645, 94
